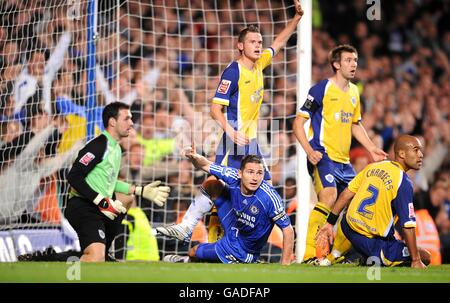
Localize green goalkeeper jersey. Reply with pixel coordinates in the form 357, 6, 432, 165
68, 131, 130, 201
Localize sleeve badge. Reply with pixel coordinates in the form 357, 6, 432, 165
217, 79, 231, 94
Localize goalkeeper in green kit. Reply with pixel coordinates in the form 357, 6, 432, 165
64, 102, 170, 262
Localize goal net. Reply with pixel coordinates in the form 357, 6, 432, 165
0, 0, 301, 263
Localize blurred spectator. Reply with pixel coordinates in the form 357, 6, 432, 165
0, 119, 22, 147
0, 104, 64, 168
137, 113, 176, 166
349, 146, 371, 174
119, 141, 178, 184
0, 125, 81, 224
114, 198, 161, 262
13, 18, 72, 115
431, 177, 450, 263
434, 179, 450, 232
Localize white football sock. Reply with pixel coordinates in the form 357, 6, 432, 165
181, 191, 213, 231
331, 249, 342, 259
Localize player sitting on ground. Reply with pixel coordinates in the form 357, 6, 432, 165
316, 135, 431, 268
163, 147, 294, 264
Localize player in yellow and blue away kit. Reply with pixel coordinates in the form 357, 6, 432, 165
206, 45, 273, 242
316, 135, 431, 268
212, 47, 272, 180
157, 1, 304, 244
293, 44, 387, 263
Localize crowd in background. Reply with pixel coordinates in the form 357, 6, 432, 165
0, 0, 449, 262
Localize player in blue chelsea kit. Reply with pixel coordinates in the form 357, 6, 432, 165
164, 147, 294, 264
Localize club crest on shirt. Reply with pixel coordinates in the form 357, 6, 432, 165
217, 79, 231, 94
250, 205, 259, 215
304, 94, 314, 109
250, 87, 263, 103
98, 229, 105, 239
334, 112, 340, 121
223, 167, 233, 177
79, 152, 95, 166
351, 96, 356, 106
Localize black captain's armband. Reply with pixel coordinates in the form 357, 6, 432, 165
303, 95, 319, 112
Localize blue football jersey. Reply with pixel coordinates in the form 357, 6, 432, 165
209, 163, 290, 262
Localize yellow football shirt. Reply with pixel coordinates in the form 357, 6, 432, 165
297, 79, 361, 163
345, 160, 416, 238
212, 48, 273, 140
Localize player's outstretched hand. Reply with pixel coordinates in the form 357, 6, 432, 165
315, 223, 334, 254
182, 145, 194, 158
411, 259, 427, 269
182, 141, 203, 162
135, 181, 171, 207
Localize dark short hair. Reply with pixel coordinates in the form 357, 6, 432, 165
102, 102, 130, 128
328, 44, 358, 73
240, 154, 263, 170
238, 25, 260, 43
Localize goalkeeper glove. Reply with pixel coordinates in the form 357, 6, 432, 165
93, 195, 127, 220
135, 180, 170, 207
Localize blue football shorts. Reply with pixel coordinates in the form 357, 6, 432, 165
341, 215, 411, 266
215, 134, 271, 180
309, 153, 356, 194
195, 186, 258, 264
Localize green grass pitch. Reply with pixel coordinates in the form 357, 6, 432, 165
1, 262, 449, 283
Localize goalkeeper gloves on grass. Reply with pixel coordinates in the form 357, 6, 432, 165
93, 195, 127, 220
135, 180, 170, 207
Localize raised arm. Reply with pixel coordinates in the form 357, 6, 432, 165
183, 146, 212, 173
42, 19, 73, 114
15, 125, 55, 169
96, 65, 116, 105
270, 0, 304, 55
39, 139, 83, 177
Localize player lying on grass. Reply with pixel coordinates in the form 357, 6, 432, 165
316, 135, 431, 268
163, 146, 294, 264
